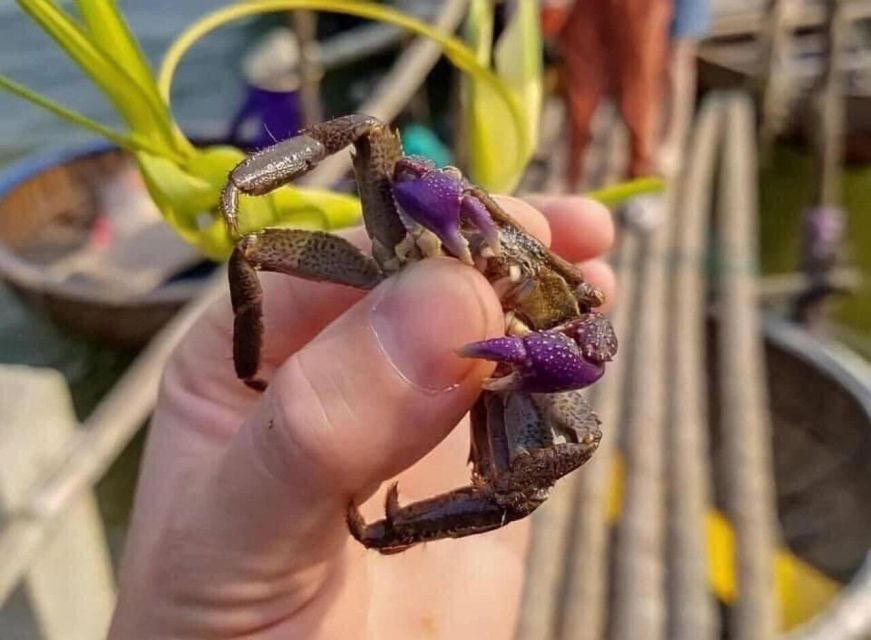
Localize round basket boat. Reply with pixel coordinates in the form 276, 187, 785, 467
759, 316, 871, 638
0, 142, 213, 348
699, 315, 871, 638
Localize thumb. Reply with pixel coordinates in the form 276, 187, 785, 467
189, 257, 503, 570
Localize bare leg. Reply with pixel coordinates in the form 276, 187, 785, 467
613, 0, 672, 178
558, 1, 609, 191
229, 228, 384, 389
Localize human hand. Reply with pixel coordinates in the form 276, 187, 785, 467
109, 196, 615, 639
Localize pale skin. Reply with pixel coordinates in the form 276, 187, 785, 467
109, 195, 615, 639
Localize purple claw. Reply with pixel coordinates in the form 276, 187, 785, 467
460, 195, 501, 255
393, 170, 473, 263
565, 312, 618, 364
461, 330, 605, 393
392, 163, 500, 265
459, 336, 529, 365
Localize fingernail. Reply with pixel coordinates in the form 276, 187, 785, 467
371, 259, 491, 391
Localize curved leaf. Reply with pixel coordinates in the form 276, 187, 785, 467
0, 73, 163, 155
17, 0, 183, 157
464, 0, 541, 193
157, 0, 526, 155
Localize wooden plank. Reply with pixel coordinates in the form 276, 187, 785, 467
708, 1, 871, 39
0, 366, 114, 640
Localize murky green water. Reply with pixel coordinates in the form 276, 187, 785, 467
759, 143, 871, 357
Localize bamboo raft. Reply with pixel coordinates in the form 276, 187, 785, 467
513, 89, 871, 640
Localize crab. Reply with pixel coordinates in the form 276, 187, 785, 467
220, 114, 617, 554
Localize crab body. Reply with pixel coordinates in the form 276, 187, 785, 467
220, 114, 616, 553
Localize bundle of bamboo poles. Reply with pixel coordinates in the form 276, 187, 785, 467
514, 90, 814, 640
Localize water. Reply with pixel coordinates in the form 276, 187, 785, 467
0, 4, 257, 635
759, 143, 871, 358
0, 0, 253, 154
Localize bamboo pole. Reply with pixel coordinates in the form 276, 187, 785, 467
513, 99, 586, 640
812, 0, 846, 208
289, 10, 324, 127
0, 4, 468, 605
757, 0, 794, 157
515, 446, 586, 640
665, 96, 721, 640
717, 92, 780, 640
555, 232, 639, 640
708, 1, 871, 40
515, 103, 627, 640
608, 185, 671, 640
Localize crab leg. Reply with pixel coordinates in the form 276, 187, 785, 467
229, 229, 384, 390
221, 114, 408, 266
349, 390, 601, 553
347, 483, 529, 554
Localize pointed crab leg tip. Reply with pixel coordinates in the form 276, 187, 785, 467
478, 238, 502, 259
385, 483, 401, 520
448, 247, 474, 265
346, 502, 367, 541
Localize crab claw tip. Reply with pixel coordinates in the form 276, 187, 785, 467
442, 232, 474, 265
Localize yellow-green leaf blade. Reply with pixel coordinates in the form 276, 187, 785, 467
462, 0, 539, 193
72, 0, 194, 157
0, 73, 170, 156
73, 0, 155, 100
493, 1, 542, 156
587, 177, 666, 208
17, 0, 179, 155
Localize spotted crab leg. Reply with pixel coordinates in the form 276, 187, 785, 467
221, 114, 408, 269
221, 115, 408, 389
229, 230, 384, 390
348, 390, 601, 553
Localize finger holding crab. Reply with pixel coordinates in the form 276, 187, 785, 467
217, 114, 619, 552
